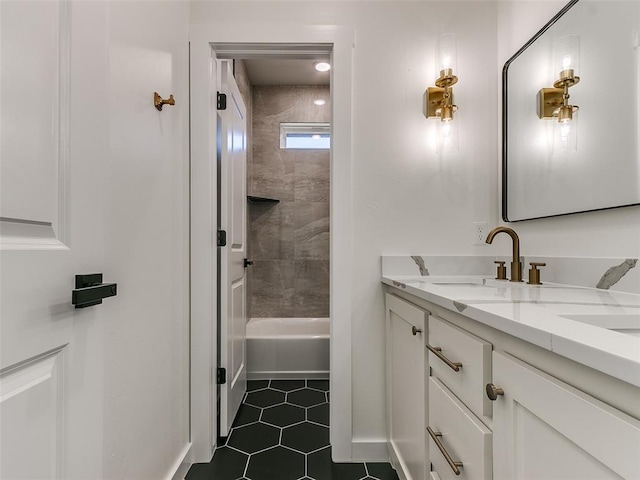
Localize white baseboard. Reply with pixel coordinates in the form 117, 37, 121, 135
166, 442, 192, 480
247, 371, 329, 380
351, 440, 389, 463
387, 442, 408, 480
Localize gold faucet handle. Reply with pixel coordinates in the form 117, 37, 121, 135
528, 262, 546, 285
494, 260, 507, 280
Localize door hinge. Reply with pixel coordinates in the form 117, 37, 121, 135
217, 367, 227, 385
217, 230, 227, 247
217, 92, 227, 110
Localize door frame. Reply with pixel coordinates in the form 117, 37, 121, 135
189, 24, 354, 463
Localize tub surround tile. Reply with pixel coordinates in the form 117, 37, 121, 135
251, 260, 294, 318
293, 260, 330, 318
250, 202, 294, 260
294, 202, 330, 260
249, 85, 331, 317
294, 151, 330, 202
250, 147, 295, 201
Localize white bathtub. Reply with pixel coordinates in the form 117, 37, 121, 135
246, 317, 330, 380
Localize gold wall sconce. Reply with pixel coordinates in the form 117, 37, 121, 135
425, 34, 459, 153
154, 92, 175, 111
537, 35, 580, 151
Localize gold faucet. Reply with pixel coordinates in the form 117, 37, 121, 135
485, 227, 523, 282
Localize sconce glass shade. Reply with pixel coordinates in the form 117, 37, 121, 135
552, 109, 578, 154
553, 34, 580, 78
437, 34, 458, 77
436, 116, 459, 154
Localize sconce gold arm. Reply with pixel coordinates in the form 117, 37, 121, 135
537, 69, 579, 121
425, 68, 458, 121
154, 92, 175, 111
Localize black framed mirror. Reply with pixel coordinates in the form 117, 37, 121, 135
502, 0, 640, 221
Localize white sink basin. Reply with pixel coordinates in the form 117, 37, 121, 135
560, 314, 640, 337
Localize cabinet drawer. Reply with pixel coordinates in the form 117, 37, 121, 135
428, 377, 492, 480
428, 315, 492, 418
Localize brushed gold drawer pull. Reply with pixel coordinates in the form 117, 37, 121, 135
486, 383, 504, 401
427, 345, 462, 372
427, 426, 463, 476
412, 326, 422, 336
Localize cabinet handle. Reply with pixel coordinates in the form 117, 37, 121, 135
427, 345, 462, 372
412, 326, 422, 336
486, 383, 504, 401
427, 426, 463, 476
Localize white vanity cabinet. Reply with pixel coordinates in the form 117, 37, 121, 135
492, 351, 640, 480
385, 293, 429, 480
427, 316, 493, 480
384, 285, 640, 480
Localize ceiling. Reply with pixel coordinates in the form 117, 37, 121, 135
243, 58, 330, 86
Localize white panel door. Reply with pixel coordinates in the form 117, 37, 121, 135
493, 351, 640, 480
219, 60, 247, 436
1, 1, 107, 478
385, 294, 428, 480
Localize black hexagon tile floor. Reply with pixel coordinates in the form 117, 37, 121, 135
185, 379, 399, 480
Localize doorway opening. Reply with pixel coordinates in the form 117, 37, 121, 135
215, 51, 332, 446
190, 31, 353, 464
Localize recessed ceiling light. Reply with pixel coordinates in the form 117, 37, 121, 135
313, 99, 326, 106
315, 62, 331, 72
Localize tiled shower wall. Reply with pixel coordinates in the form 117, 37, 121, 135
249, 85, 330, 318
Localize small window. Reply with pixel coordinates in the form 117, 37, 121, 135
280, 122, 331, 149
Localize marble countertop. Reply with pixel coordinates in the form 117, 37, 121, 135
382, 274, 640, 387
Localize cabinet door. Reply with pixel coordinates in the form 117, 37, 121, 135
386, 294, 428, 480
493, 351, 640, 480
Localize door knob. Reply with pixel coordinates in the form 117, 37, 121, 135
486, 383, 504, 401
412, 326, 422, 336
72, 274, 117, 309
244, 259, 253, 268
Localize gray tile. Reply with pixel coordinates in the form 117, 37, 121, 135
253, 86, 299, 121
294, 202, 329, 260
251, 260, 294, 318
250, 147, 295, 201
294, 150, 330, 202
293, 260, 329, 318
249, 202, 294, 260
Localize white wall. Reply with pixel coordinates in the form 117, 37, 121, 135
191, 0, 640, 456
102, 1, 191, 478
497, 1, 640, 257
191, 0, 499, 450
